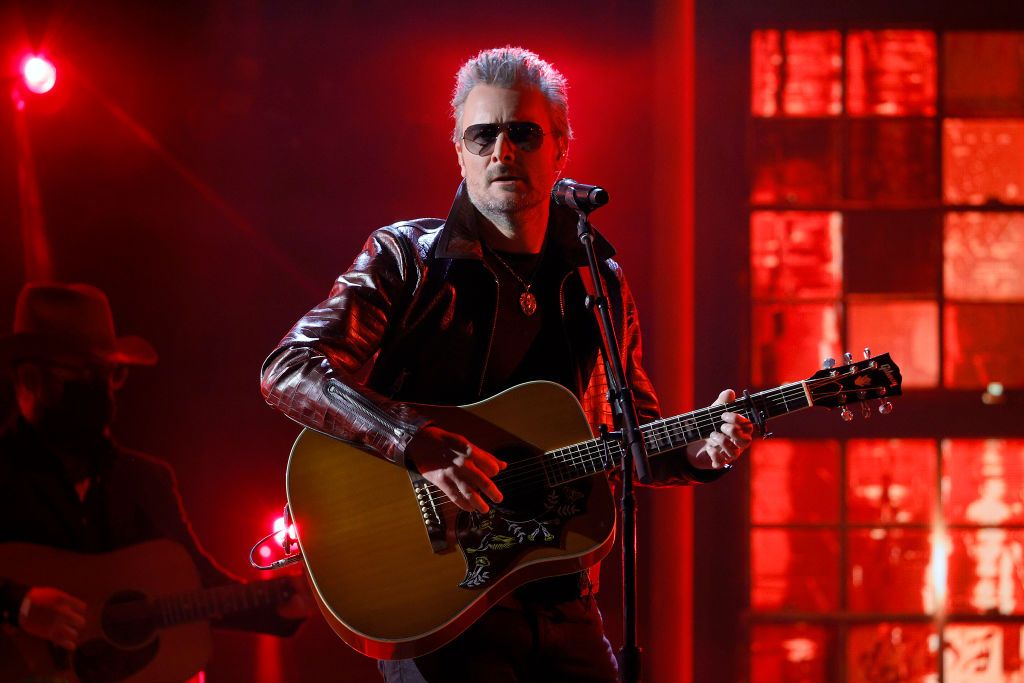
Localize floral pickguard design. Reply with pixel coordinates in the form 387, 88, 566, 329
456, 479, 590, 589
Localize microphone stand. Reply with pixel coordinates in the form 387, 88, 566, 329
569, 200, 651, 683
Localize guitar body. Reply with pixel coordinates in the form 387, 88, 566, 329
287, 380, 615, 660
0, 540, 210, 683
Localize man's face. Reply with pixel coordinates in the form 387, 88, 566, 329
455, 84, 567, 218
14, 360, 125, 438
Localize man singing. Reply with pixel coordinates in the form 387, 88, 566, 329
262, 46, 752, 681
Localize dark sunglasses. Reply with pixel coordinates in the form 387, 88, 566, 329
461, 121, 545, 156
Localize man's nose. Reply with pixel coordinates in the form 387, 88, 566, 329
490, 131, 516, 162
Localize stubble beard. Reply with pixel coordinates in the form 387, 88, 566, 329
469, 184, 546, 228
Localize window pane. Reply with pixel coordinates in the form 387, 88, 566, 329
752, 440, 840, 524
753, 303, 842, 387
944, 623, 1024, 681
752, 120, 842, 205
942, 439, 1024, 526
947, 529, 1024, 615
943, 440, 1024, 616
944, 119, 1024, 205
844, 211, 942, 296
847, 30, 937, 116
751, 211, 842, 300
782, 31, 843, 116
752, 30, 782, 117
752, 624, 833, 683
848, 439, 936, 525
847, 624, 938, 682
945, 212, 1024, 301
752, 529, 839, 612
847, 299, 939, 389
944, 304, 1024, 388
849, 529, 933, 614
848, 120, 939, 202
945, 32, 1024, 116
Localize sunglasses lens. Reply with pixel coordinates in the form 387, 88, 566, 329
507, 123, 543, 151
463, 124, 499, 155
462, 122, 544, 155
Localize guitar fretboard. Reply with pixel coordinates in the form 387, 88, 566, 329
542, 382, 811, 485
154, 577, 292, 628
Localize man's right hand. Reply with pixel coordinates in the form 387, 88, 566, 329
19, 586, 87, 650
406, 426, 507, 513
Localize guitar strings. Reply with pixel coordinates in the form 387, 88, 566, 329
414, 374, 878, 514
418, 378, 862, 510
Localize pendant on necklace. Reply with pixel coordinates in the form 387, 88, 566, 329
519, 291, 538, 316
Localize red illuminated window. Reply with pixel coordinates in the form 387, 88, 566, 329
846, 30, 937, 116
944, 119, 1024, 205
945, 212, 1024, 301
847, 624, 938, 682
846, 300, 939, 388
752, 303, 841, 387
752, 528, 840, 612
751, 121, 841, 205
748, 28, 1024, 682
751, 30, 842, 117
751, 624, 832, 683
847, 439, 936, 524
944, 304, 1024, 388
945, 33, 1024, 116
751, 440, 840, 524
751, 211, 842, 300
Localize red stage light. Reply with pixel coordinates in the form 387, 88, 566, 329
21, 56, 57, 94
272, 516, 296, 546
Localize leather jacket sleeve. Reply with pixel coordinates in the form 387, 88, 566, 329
260, 227, 432, 467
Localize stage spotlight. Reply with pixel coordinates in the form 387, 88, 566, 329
21, 55, 57, 94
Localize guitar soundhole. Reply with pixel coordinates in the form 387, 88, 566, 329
100, 590, 156, 648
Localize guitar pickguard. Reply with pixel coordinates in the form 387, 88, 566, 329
455, 478, 591, 589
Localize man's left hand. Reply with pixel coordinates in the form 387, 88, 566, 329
686, 389, 754, 470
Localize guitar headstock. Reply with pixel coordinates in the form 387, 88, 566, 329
805, 350, 903, 420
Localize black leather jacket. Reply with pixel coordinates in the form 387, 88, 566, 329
261, 182, 721, 486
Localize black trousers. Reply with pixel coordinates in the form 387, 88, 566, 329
377, 597, 619, 682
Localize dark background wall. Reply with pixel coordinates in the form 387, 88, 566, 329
0, 1, 674, 680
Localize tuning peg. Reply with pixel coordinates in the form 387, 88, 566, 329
878, 400, 893, 415
863, 347, 871, 359
823, 357, 836, 369
844, 352, 853, 365
841, 406, 853, 422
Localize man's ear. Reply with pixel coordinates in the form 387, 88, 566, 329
455, 141, 467, 179
555, 137, 569, 170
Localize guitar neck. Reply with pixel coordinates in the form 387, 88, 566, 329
153, 576, 292, 629
543, 381, 812, 485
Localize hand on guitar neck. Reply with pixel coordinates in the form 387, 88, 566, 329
406, 426, 508, 514
17, 586, 86, 651
685, 389, 754, 470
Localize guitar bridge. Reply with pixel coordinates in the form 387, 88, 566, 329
411, 474, 448, 553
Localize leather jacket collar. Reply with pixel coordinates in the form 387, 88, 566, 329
433, 181, 616, 266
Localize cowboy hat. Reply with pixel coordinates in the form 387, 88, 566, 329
0, 282, 157, 367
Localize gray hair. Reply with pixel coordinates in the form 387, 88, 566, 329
451, 46, 573, 144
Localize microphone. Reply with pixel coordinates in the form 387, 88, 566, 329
551, 178, 609, 212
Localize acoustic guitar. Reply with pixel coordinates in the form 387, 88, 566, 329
0, 539, 296, 683
286, 353, 902, 659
